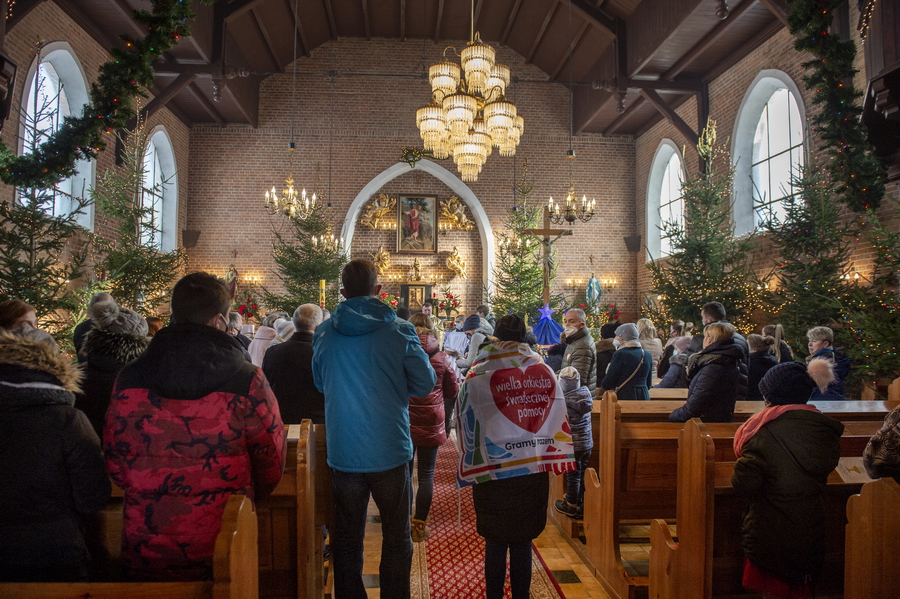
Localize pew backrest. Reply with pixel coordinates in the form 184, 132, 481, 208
844, 476, 900, 599
0, 495, 257, 599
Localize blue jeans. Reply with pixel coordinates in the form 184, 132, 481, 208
409, 445, 439, 521
330, 464, 413, 599
565, 449, 592, 506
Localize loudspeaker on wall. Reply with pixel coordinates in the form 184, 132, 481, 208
182, 230, 201, 248
624, 235, 642, 253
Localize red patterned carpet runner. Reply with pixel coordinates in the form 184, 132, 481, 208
411, 439, 566, 599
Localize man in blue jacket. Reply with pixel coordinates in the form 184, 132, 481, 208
313, 259, 436, 599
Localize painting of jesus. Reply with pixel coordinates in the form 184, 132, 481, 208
397, 195, 437, 253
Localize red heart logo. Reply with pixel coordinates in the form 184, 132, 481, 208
490, 365, 556, 433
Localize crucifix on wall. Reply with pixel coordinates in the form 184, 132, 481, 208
522, 206, 573, 305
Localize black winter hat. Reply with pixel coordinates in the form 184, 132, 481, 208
494, 314, 526, 342
758, 362, 815, 405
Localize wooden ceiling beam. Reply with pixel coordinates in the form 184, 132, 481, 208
361, 0, 371, 41
640, 88, 698, 145
108, 0, 146, 38
187, 81, 226, 126
400, 0, 406, 41
551, 21, 589, 80
152, 62, 215, 76
526, 3, 558, 64
322, 0, 337, 39
5, 0, 44, 30
661, 0, 756, 80
251, 7, 283, 72
757, 0, 790, 28
141, 72, 197, 119
284, 0, 310, 58
602, 95, 643, 136
433, 0, 444, 42
624, 79, 703, 92
568, 0, 615, 37
501, 0, 523, 46
224, 0, 267, 21
53, 0, 120, 52
703, 17, 783, 82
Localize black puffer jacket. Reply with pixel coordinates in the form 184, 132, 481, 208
732, 410, 843, 584
655, 352, 689, 389
472, 472, 549, 543
669, 338, 747, 423
76, 327, 149, 436
0, 330, 111, 581
747, 350, 778, 402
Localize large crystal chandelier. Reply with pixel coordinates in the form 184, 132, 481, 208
415, 2, 523, 182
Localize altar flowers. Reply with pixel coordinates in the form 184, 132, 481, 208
456, 332, 576, 487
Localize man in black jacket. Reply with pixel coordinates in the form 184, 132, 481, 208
262, 303, 325, 424
690, 301, 749, 358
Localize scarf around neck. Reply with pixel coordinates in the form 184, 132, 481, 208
733, 404, 821, 457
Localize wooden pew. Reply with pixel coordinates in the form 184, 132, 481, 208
0, 494, 258, 599
648, 419, 867, 599
256, 420, 326, 599
563, 391, 883, 599
844, 477, 900, 599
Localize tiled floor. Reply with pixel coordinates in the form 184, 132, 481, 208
352, 504, 665, 598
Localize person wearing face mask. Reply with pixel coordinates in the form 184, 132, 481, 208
559, 308, 596, 395
104, 272, 286, 580
654, 335, 692, 389
600, 323, 653, 400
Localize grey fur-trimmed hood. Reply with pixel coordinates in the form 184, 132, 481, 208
0, 329, 82, 393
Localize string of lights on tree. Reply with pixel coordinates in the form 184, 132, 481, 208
0, 0, 205, 188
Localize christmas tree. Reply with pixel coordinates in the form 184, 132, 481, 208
0, 56, 93, 333
840, 202, 900, 389
762, 166, 855, 358
487, 167, 562, 322
648, 120, 766, 333
91, 118, 186, 316
261, 202, 347, 313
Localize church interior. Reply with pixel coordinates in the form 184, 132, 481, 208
0, 0, 899, 598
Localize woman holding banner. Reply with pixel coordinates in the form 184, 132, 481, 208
456, 314, 576, 599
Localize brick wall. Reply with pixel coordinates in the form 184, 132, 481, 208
634, 3, 899, 330
187, 37, 637, 317
0, 1, 192, 265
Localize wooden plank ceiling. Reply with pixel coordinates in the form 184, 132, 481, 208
14, 0, 786, 135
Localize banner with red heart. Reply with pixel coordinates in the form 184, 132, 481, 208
490, 365, 556, 433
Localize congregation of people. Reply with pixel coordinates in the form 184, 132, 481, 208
0, 267, 896, 599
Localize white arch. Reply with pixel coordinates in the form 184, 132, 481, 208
145, 125, 179, 253
341, 160, 494, 295
645, 139, 684, 262
19, 41, 95, 230
731, 69, 807, 236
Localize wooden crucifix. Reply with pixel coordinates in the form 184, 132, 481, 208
522, 206, 573, 305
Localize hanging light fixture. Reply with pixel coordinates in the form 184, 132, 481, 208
549, 0, 595, 225
415, 0, 523, 182
264, 0, 316, 218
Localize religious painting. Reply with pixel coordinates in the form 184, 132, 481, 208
397, 195, 438, 254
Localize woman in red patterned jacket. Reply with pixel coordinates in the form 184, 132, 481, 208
104, 272, 286, 581
407, 313, 459, 543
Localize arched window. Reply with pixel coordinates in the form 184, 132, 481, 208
19, 43, 94, 229
646, 140, 685, 260
733, 70, 806, 235
141, 128, 178, 252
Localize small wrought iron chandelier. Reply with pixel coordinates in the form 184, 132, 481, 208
415, 0, 523, 182
549, 0, 595, 225
264, 0, 316, 219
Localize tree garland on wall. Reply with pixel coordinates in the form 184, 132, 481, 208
786, 0, 886, 212
0, 0, 205, 189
